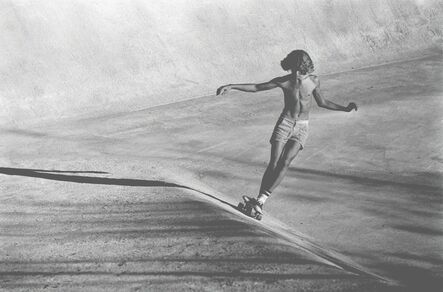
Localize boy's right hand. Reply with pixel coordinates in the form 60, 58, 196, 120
216, 85, 231, 95
346, 102, 358, 112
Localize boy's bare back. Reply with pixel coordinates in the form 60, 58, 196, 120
216, 49, 357, 114
269, 74, 320, 121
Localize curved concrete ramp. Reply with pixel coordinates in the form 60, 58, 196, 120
1, 0, 441, 124
163, 169, 399, 285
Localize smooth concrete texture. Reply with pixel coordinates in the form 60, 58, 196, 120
0, 0, 441, 124
1, 56, 441, 291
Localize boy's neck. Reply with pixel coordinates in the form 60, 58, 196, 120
291, 70, 309, 79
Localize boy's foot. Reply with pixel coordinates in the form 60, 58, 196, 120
252, 200, 264, 215
239, 196, 264, 220
241, 195, 264, 214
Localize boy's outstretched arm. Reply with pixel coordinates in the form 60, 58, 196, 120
216, 78, 280, 95
313, 81, 357, 112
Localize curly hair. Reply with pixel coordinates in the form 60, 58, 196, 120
280, 50, 314, 74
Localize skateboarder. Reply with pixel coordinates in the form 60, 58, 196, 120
216, 50, 357, 218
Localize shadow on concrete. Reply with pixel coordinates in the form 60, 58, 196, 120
0, 167, 178, 187
159, 149, 442, 196
1, 186, 383, 291
0, 167, 236, 208
0, 270, 359, 280
289, 167, 442, 194
343, 251, 443, 292
372, 259, 442, 292
390, 224, 443, 236
34, 169, 109, 174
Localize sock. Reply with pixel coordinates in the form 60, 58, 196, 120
257, 190, 271, 205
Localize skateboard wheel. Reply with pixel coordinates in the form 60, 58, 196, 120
255, 214, 263, 221
246, 206, 254, 216
238, 202, 245, 210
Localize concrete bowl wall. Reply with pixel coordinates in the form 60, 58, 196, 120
0, 0, 441, 125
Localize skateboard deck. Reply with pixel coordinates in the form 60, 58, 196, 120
237, 195, 263, 221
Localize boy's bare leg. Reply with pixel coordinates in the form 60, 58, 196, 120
254, 141, 285, 212
262, 140, 301, 193
259, 141, 285, 194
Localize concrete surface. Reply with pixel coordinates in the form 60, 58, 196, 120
1, 56, 442, 291
1, 0, 442, 291
0, 0, 441, 124
1, 181, 392, 291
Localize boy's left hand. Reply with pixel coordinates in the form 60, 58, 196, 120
346, 102, 358, 112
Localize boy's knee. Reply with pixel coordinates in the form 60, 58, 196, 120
279, 158, 293, 168
268, 161, 278, 171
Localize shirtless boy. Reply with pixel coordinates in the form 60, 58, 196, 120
216, 50, 357, 215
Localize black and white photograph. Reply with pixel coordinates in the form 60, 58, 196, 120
0, 0, 442, 291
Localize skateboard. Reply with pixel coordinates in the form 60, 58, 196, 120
237, 195, 263, 221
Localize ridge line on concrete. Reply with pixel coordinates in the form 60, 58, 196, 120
172, 181, 399, 286
134, 53, 440, 114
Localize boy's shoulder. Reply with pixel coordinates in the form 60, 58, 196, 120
307, 73, 318, 79
271, 74, 292, 85
271, 74, 320, 88
308, 74, 320, 86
